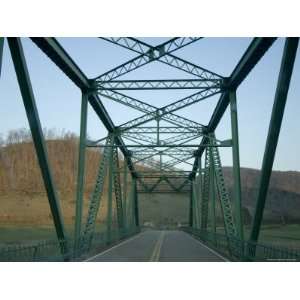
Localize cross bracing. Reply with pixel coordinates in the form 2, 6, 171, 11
1, 37, 298, 262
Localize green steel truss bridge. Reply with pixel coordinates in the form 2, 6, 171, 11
0, 37, 299, 261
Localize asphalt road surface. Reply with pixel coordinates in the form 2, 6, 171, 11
86, 230, 227, 262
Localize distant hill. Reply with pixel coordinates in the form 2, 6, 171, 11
223, 167, 300, 224
0, 136, 300, 226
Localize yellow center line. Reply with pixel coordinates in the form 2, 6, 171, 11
149, 231, 165, 262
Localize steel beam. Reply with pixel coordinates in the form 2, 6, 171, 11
95, 79, 221, 90
249, 38, 299, 244
189, 181, 193, 227
97, 89, 206, 130
96, 38, 201, 81
89, 143, 231, 148
30, 37, 137, 177
133, 178, 139, 227
209, 149, 216, 234
101, 37, 200, 56
106, 138, 114, 244
31, 37, 89, 90
118, 87, 220, 131
8, 38, 67, 249
123, 161, 128, 230
74, 92, 88, 249
229, 90, 243, 241
210, 37, 277, 128
103, 37, 224, 80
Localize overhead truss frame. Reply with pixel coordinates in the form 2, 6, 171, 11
1, 36, 297, 261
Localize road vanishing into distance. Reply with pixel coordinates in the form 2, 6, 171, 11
86, 230, 227, 262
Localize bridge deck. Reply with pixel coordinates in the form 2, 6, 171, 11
86, 230, 228, 262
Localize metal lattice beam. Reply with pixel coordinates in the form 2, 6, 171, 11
95, 38, 201, 81
95, 79, 221, 90
101, 37, 224, 81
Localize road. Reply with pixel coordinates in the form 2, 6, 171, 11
86, 230, 228, 262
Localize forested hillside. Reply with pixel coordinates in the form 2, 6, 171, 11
1, 129, 300, 226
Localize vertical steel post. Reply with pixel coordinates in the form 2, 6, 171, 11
229, 90, 243, 241
106, 138, 114, 244
249, 38, 299, 244
133, 177, 139, 227
7, 38, 67, 253
0, 37, 4, 78
209, 148, 216, 234
193, 180, 199, 228
192, 181, 196, 227
196, 157, 202, 228
188, 181, 193, 227
123, 160, 128, 231
157, 117, 162, 171
128, 178, 135, 228
74, 92, 88, 250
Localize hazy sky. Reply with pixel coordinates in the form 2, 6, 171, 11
0, 38, 299, 171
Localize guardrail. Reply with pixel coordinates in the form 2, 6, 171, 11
183, 227, 300, 261
0, 226, 140, 262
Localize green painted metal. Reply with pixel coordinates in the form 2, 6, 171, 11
74, 92, 88, 251
30, 38, 137, 180
184, 228, 300, 262
101, 37, 224, 80
81, 135, 113, 250
209, 150, 216, 234
112, 146, 124, 231
101, 37, 201, 57
106, 138, 114, 244
210, 137, 236, 238
196, 157, 202, 227
229, 90, 243, 241
97, 38, 204, 81
249, 38, 299, 245
97, 90, 206, 131
190, 38, 277, 179
192, 180, 200, 228
7, 37, 68, 256
188, 182, 193, 227
133, 178, 140, 227
117, 87, 220, 131
95, 79, 221, 90
200, 148, 210, 230
123, 161, 128, 230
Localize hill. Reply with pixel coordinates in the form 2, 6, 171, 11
0, 133, 300, 228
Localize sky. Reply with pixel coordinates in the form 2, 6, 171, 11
0, 37, 299, 172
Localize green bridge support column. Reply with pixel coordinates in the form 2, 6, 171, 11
196, 157, 202, 228
189, 181, 193, 227
133, 178, 140, 227
126, 178, 133, 228
7, 38, 67, 256
229, 90, 243, 241
106, 137, 114, 244
249, 38, 299, 245
209, 148, 216, 234
192, 180, 199, 228
123, 160, 128, 231
74, 92, 88, 251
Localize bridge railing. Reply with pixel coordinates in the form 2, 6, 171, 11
0, 226, 140, 262
183, 227, 300, 261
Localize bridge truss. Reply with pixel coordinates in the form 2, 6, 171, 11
0, 37, 299, 261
